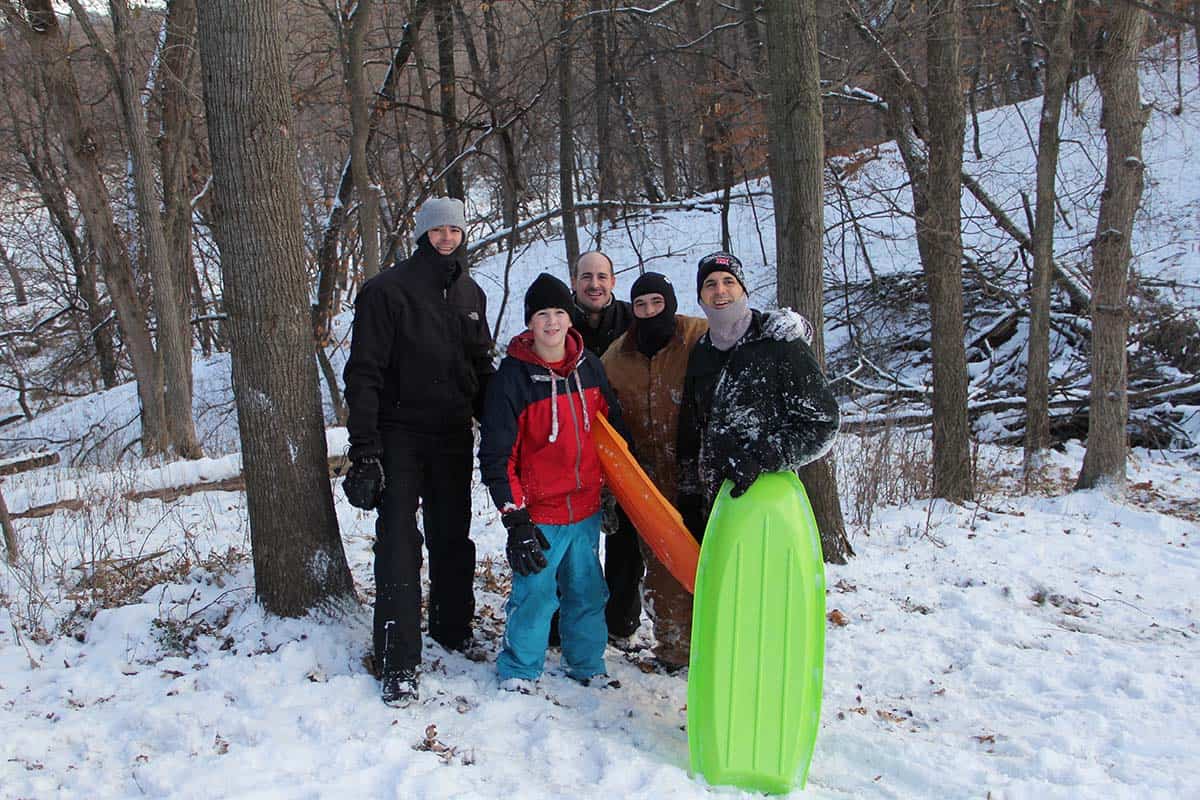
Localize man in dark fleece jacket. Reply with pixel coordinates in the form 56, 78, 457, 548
342, 197, 495, 707
568, 250, 642, 643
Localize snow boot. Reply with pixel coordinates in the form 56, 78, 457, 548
381, 668, 419, 707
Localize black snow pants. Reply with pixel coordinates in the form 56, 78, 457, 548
374, 425, 476, 675
604, 506, 644, 638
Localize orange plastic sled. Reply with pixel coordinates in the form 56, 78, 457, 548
593, 413, 699, 593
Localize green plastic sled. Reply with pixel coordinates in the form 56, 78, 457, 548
687, 471, 826, 794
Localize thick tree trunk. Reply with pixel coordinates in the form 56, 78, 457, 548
110, 0, 203, 459
434, 0, 464, 200
196, 0, 354, 616
346, 0, 380, 280
1024, 0, 1074, 481
923, 0, 973, 502
1076, 5, 1150, 494
6, 0, 166, 454
558, 2, 580, 271
764, 0, 852, 564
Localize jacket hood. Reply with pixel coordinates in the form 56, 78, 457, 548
507, 327, 585, 376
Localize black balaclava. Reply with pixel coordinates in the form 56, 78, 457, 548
630, 272, 678, 358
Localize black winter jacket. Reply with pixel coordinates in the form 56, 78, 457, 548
571, 295, 634, 356
677, 310, 840, 535
343, 239, 495, 459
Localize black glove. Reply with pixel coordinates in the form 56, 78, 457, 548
503, 509, 550, 576
601, 490, 620, 536
677, 493, 707, 543
728, 454, 763, 499
344, 456, 385, 510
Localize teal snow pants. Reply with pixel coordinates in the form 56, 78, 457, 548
497, 512, 609, 681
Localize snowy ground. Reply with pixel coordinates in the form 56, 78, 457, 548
1, 437, 1197, 799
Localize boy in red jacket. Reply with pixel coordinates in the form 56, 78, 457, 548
478, 273, 626, 688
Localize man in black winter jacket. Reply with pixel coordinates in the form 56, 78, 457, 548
677, 252, 840, 540
567, 250, 642, 643
342, 197, 495, 707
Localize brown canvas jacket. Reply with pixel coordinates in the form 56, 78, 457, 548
601, 315, 708, 503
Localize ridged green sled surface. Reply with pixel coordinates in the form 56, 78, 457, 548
687, 472, 826, 794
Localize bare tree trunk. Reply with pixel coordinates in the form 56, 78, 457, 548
196, 0, 354, 616
107, 0, 203, 459
648, 52, 677, 199
591, 0, 615, 224
764, 0, 852, 564
923, 0, 973, 502
345, 0, 380, 280
3, 0, 166, 455
159, 0, 200, 437
0, 484, 16, 565
1024, 0, 1074, 481
434, 0, 464, 200
559, 2, 580, 271
0, 243, 26, 306
1076, 4, 1150, 494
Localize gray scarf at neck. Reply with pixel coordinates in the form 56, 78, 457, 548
703, 296, 752, 351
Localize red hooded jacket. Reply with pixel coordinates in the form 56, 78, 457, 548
478, 328, 626, 525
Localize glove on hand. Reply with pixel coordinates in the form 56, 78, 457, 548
601, 490, 620, 536
762, 307, 814, 345
728, 454, 763, 498
503, 509, 550, 576
344, 456, 385, 510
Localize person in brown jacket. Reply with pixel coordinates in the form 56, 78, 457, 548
601, 272, 707, 671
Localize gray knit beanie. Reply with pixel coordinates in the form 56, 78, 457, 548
413, 197, 467, 241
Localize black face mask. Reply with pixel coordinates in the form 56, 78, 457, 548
634, 310, 676, 358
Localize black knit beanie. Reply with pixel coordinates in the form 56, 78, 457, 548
524, 273, 574, 323
696, 251, 748, 299
630, 272, 678, 318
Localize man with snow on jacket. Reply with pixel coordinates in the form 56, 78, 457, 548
479, 273, 627, 689
341, 197, 495, 707
603, 270, 818, 671
677, 251, 839, 540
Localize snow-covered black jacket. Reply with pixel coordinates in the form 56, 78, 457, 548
343, 238, 495, 459
677, 309, 840, 535
478, 328, 626, 526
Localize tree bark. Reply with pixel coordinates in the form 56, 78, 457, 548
345, 0, 380, 280
1076, 4, 1150, 494
923, 0, 974, 502
559, 1, 580, 271
434, 0, 464, 200
0, 243, 26, 306
3, 0, 166, 454
591, 0, 615, 223
764, 0, 852, 563
159, 0, 201, 434
196, 0, 354, 616
109, 0, 203, 459
1024, 0, 1074, 481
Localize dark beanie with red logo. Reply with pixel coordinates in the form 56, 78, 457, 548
696, 251, 748, 299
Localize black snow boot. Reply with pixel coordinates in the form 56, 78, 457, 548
381, 667, 419, 707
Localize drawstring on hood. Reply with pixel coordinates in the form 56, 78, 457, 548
506, 328, 591, 442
